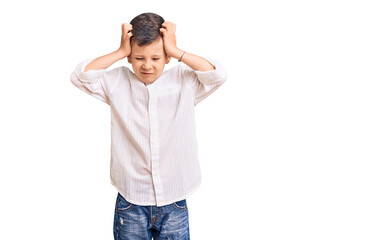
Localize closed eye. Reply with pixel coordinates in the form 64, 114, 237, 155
153, 58, 160, 61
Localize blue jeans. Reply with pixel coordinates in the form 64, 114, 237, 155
113, 193, 190, 240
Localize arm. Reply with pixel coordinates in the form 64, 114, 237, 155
71, 23, 133, 104
160, 22, 215, 72
84, 23, 133, 72
160, 22, 226, 106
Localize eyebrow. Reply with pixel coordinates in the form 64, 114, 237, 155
133, 55, 162, 58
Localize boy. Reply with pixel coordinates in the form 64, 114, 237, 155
71, 12, 226, 240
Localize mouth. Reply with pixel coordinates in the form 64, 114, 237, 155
141, 72, 153, 76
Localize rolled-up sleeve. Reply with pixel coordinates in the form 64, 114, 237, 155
70, 58, 109, 104
182, 58, 227, 106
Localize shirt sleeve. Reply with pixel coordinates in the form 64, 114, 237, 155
70, 58, 110, 104
181, 58, 227, 106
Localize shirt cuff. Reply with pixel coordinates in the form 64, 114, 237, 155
193, 58, 227, 85
73, 57, 106, 83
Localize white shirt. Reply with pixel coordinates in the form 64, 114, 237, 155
70, 58, 226, 206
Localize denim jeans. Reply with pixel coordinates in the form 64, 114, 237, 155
113, 193, 190, 240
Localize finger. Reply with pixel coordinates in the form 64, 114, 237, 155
122, 23, 132, 27
122, 23, 133, 32
163, 22, 176, 33
124, 27, 133, 32
162, 21, 172, 29
159, 28, 166, 35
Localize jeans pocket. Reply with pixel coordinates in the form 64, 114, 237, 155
116, 193, 134, 212
172, 199, 187, 211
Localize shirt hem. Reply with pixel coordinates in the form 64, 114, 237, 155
110, 179, 202, 207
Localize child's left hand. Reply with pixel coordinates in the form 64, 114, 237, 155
160, 22, 183, 59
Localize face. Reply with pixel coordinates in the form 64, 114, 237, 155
128, 37, 171, 85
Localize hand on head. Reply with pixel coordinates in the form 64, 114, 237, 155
118, 21, 182, 60
118, 23, 133, 57
160, 21, 181, 59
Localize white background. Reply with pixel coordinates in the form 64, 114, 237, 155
0, 0, 375, 239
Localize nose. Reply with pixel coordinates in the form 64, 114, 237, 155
142, 61, 152, 70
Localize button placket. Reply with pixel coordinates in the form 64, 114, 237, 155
147, 86, 163, 205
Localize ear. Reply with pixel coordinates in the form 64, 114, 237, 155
127, 56, 132, 64
165, 55, 171, 64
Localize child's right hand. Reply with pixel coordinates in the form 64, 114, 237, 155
118, 23, 133, 58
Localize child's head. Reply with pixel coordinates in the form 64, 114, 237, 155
130, 12, 164, 47
127, 12, 171, 85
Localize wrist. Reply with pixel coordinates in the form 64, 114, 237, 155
116, 48, 129, 59
170, 49, 185, 60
